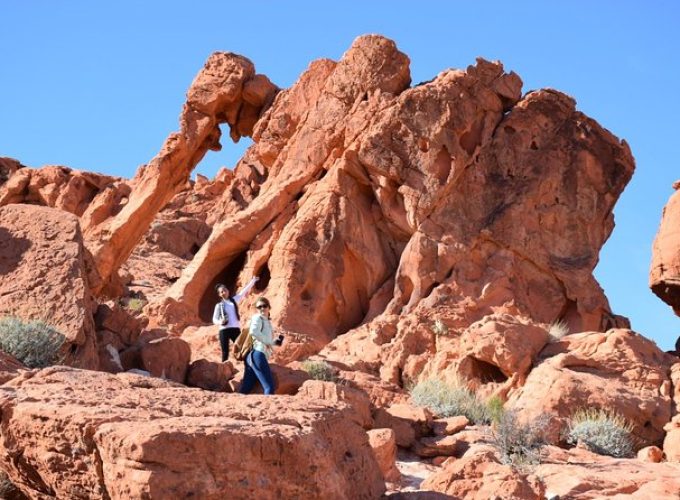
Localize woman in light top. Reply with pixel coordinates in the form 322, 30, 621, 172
239, 297, 283, 395
212, 276, 258, 362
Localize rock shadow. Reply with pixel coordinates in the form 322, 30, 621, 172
0, 227, 32, 275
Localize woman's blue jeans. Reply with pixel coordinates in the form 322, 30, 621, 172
239, 350, 276, 395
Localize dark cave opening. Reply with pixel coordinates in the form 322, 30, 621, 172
463, 356, 508, 384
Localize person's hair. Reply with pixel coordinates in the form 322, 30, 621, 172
215, 283, 227, 293
255, 297, 271, 309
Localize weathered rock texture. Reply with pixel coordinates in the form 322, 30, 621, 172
650, 182, 680, 315
83, 54, 277, 295
0, 204, 98, 368
143, 35, 634, 393
0, 164, 125, 219
0, 367, 384, 499
0, 157, 24, 186
509, 329, 675, 446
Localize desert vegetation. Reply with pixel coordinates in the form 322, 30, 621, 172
410, 378, 502, 425
301, 360, 337, 382
491, 410, 550, 469
565, 408, 635, 458
0, 317, 65, 368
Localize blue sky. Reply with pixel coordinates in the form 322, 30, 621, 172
2, 1, 678, 349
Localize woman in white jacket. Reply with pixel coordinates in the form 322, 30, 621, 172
239, 297, 282, 395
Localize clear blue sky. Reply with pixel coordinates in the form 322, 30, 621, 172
2, 1, 678, 349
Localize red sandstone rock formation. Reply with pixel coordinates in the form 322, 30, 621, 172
663, 361, 680, 461
0, 204, 98, 369
84, 54, 277, 295
650, 182, 680, 315
508, 329, 675, 446
0, 157, 24, 186
0, 163, 128, 220
0, 351, 24, 384
143, 36, 633, 397
0, 367, 384, 499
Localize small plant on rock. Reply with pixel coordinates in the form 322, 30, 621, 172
485, 395, 505, 425
565, 408, 634, 458
301, 360, 337, 382
410, 378, 497, 425
432, 318, 449, 336
548, 319, 569, 341
0, 470, 26, 500
124, 297, 147, 314
491, 410, 550, 470
0, 317, 65, 369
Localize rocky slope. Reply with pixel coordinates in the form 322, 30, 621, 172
1, 35, 679, 498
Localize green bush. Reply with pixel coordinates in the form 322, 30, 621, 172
301, 360, 337, 382
486, 395, 505, 424
0, 317, 65, 368
492, 410, 549, 470
409, 378, 498, 424
122, 297, 147, 314
565, 408, 634, 458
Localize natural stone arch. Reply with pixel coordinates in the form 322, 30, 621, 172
84, 52, 277, 296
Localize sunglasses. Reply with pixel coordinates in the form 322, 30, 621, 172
256, 305, 270, 310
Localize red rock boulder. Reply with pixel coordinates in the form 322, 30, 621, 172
508, 329, 675, 446
0, 204, 98, 369
650, 182, 680, 314
0, 366, 385, 499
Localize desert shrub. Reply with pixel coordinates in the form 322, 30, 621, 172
486, 395, 505, 424
124, 298, 147, 313
548, 319, 569, 341
410, 378, 497, 424
565, 408, 634, 458
432, 318, 449, 336
492, 410, 550, 470
0, 317, 65, 369
301, 360, 336, 382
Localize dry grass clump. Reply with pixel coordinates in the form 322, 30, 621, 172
301, 360, 337, 382
432, 318, 449, 336
410, 378, 501, 425
548, 319, 569, 341
0, 317, 65, 368
491, 410, 550, 470
565, 408, 634, 458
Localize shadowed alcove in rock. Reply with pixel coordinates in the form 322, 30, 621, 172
197, 250, 248, 323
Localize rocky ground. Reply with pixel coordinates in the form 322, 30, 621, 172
1, 35, 680, 499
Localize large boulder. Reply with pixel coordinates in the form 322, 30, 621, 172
650, 181, 680, 314
508, 329, 675, 446
0, 204, 98, 369
421, 447, 545, 499
0, 367, 384, 499
535, 445, 680, 498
